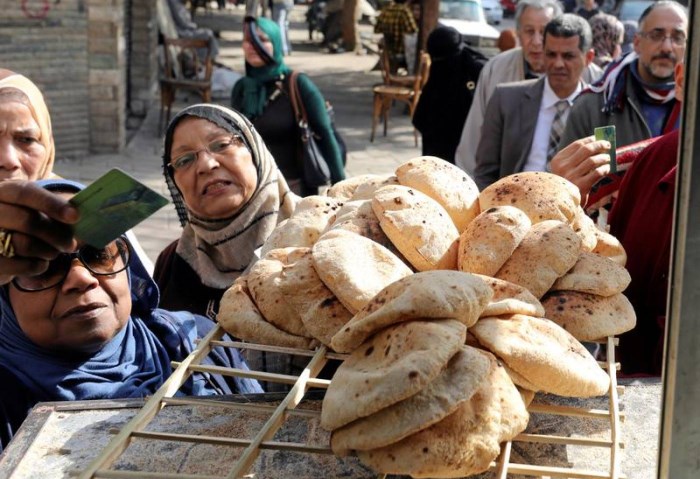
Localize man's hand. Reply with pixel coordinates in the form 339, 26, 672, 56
0, 181, 79, 282
550, 135, 612, 200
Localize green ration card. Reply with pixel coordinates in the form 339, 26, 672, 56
594, 125, 617, 174
69, 168, 169, 248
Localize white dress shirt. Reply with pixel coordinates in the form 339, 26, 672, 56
522, 78, 583, 173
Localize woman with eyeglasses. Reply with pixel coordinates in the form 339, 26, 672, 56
230, 17, 345, 196
0, 179, 262, 453
154, 103, 297, 321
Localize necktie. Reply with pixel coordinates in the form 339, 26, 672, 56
547, 100, 569, 164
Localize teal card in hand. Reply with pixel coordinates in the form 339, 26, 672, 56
69, 168, 169, 248
594, 125, 617, 173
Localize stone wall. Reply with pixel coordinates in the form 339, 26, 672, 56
0, 0, 159, 158
0, 0, 90, 158
128, 0, 159, 120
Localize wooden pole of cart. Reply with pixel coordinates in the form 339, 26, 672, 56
658, 0, 700, 476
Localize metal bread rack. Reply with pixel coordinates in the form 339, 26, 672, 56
76, 326, 624, 479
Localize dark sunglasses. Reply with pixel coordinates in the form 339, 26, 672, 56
12, 237, 131, 293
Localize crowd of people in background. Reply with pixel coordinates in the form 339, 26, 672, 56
0, 0, 692, 455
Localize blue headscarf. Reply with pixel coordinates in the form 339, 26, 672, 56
0, 179, 259, 402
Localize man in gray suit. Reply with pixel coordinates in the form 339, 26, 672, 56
473, 14, 595, 190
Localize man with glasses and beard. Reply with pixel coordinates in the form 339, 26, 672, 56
550, 1, 687, 196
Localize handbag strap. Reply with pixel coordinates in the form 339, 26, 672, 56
288, 71, 309, 126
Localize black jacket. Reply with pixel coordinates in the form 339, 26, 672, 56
413, 44, 487, 163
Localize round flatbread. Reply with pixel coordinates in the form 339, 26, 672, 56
571, 208, 598, 252
592, 228, 627, 266
373, 184, 459, 271
321, 319, 467, 431
330, 271, 492, 353
550, 251, 631, 296
312, 229, 413, 313
356, 350, 529, 478
217, 277, 318, 349
479, 171, 581, 225
330, 345, 491, 454
495, 220, 582, 299
542, 291, 637, 341
395, 156, 480, 232
247, 248, 312, 337
278, 249, 353, 347
261, 196, 342, 256
470, 315, 610, 397
458, 205, 532, 277
327, 174, 385, 200
475, 274, 545, 318
326, 199, 409, 263
349, 174, 400, 200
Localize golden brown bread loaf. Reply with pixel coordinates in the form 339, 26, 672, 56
330, 345, 491, 455
372, 184, 459, 271
277, 249, 353, 347
479, 171, 581, 225
356, 350, 529, 478
395, 156, 480, 232
321, 319, 467, 431
218, 277, 318, 349
542, 290, 636, 341
495, 220, 582, 299
471, 315, 610, 397
330, 271, 492, 353
311, 229, 412, 313
458, 205, 531, 277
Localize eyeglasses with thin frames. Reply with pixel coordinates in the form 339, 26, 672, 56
169, 135, 245, 172
11, 237, 131, 292
638, 29, 687, 46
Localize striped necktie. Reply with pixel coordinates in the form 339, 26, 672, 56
547, 100, 569, 164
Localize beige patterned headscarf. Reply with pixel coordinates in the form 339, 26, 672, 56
0, 70, 55, 180
162, 104, 297, 289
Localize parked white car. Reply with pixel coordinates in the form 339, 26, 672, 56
482, 0, 504, 25
438, 0, 501, 56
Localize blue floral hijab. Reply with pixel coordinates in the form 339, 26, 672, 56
0, 179, 261, 403
234, 17, 292, 119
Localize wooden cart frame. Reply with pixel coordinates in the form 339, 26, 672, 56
76, 325, 625, 479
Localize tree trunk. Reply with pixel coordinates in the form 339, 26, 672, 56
341, 0, 360, 50
417, 0, 440, 65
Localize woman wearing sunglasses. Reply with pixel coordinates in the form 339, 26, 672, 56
0, 179, 262, 453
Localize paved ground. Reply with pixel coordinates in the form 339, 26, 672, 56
53, 6, 422, 265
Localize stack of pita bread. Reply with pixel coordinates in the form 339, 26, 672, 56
214, 157, 637, 476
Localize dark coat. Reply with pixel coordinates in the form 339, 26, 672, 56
412, 44, 487, 164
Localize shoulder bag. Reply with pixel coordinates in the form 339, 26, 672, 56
288, 71, 332, 188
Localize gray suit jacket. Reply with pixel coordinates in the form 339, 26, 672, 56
473, 77, 545, 190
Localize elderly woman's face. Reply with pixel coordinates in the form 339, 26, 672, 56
8, 194, 132, 353
170, 117, 258, 219
0, 99, 46, 181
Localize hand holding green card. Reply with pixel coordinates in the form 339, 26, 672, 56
594, 125, 617, 173
69, 168, 169, 248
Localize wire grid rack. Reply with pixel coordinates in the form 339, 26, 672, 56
76, 325, 625, 479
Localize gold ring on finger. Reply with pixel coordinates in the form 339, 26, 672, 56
0, 229, 16, 258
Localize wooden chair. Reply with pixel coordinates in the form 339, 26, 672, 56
159, 37, 213, 132
370, 51, 431, 146
379, 47, 415, 88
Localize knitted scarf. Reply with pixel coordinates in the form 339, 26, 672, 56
162, 104, 297, 290
587, 52, 675, 114
236, 17, 292, 119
